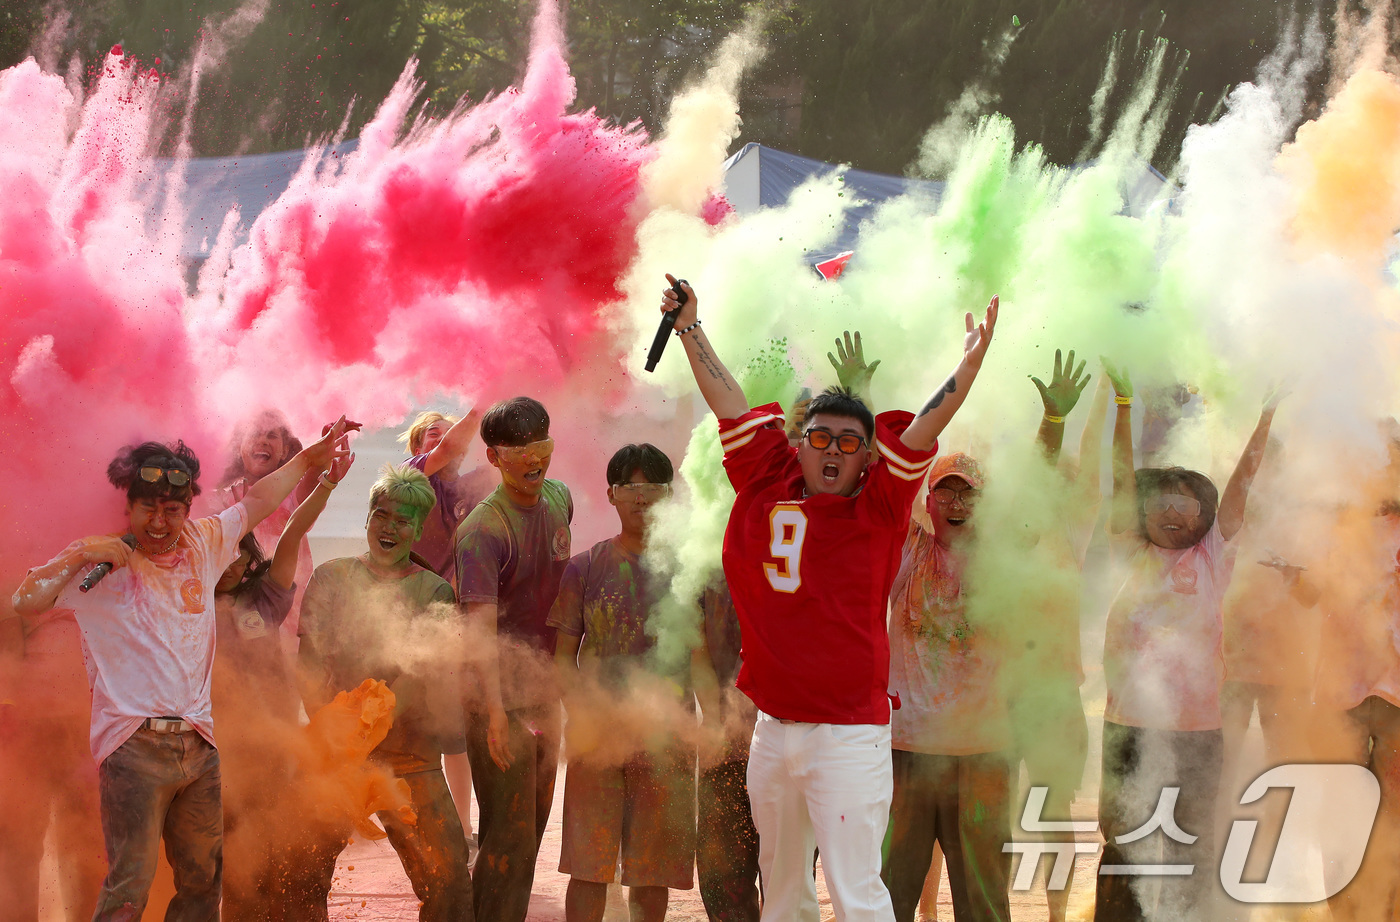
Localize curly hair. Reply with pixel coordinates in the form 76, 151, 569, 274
220, 410, 302, 487
369, 464, 438, 526
107, 441, 202, 506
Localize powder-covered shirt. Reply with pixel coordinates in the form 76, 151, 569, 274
405, 455, 495, 584
457, 479, 573, 709
888, 525, 1010, 755
547, 537, 680, 689
214, 578, 297, 720
213, 479, 313, 639
719, 403, 937, 725
1103, 521, 1237, 731
51, 503, 248, 763
298, 557, 461, 773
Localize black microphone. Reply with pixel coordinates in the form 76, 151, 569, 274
79, 535, 139, 593
644, 278, 689, 373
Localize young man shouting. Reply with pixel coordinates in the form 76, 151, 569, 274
659, 275, 998, 922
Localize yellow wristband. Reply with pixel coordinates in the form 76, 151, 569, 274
1044, 414, 1065, 424
1115, 395, 1132, 406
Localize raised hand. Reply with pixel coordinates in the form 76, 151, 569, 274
964, 296, 998, 369
662, 273, 698, 330
326, 446, 356, 485
1031, 348, 1091, 419
827, 330, 881, 394
1101, 358, 1132, 400
305, 416, 358, 471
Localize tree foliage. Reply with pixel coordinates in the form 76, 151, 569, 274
0, 0, 1354, 173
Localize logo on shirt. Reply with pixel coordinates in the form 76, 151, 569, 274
236, 609, 268, 638
553, 526, 571, 561
180, 578, 205, 614
1169, 560, 1199, 595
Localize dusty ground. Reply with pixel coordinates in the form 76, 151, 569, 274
323, 777, 1105, 922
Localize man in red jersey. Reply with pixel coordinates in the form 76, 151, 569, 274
659, 275, 998, 922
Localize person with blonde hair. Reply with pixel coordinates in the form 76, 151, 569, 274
401, 408, 491, 851
399, 409, 493, 584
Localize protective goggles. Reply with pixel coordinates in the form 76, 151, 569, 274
612, 482, 672, 502
493, 438, 554, 464
139, 466, 191, 487
803, 428, 867, 455
932, 486, 980, 506
1146, 494, 1201, 516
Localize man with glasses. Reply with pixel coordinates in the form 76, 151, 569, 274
658, 274, 998, 922
456, 396, 572, 922
881, 452, 1013, 922
9, 422, 353, 920
548, 443, 696, 922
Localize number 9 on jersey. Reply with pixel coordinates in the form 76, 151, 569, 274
764, 506, 809, 593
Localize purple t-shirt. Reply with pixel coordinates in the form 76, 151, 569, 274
547, 537, 661, 688
405, 455, 495, 583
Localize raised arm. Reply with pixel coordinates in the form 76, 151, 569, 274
662, 275, 749, 421
1075, 375, 1112, 500
901, 296, 999, 451
1217, 400, 1279, 541
1105, 361, 1136, 535
267, 450, 355, 590
241, 416, 357, 533
422, 407, 483, 478
828, 330, 881, 406
1031, 347, 1090, 461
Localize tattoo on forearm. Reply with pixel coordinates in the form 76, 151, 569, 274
917, 376, 957, 417
692, 338, 734, 391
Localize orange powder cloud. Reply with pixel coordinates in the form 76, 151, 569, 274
1278, 68, 1400, 263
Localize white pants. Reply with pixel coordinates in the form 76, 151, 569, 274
747, 711, 895, 922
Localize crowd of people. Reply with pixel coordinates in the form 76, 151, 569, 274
5, 274, 1400, 922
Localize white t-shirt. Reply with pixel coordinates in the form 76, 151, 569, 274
1103, 521, 1236, 731
52, 503, 247, 762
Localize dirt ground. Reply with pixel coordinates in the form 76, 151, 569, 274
323, 776, 1105, 922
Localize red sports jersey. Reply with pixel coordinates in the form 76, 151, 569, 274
719, 402, 937, 724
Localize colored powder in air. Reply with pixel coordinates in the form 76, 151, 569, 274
194, 0, 655, 431
297, 679, 415, 839
1278, 67, 1400, 265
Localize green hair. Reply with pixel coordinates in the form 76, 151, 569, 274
369, 464, 437, 525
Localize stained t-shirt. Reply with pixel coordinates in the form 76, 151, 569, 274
719, 402, 937, 725
405, 455, 495, 584
547, 537, 682, 689
213, 479, 313, 641
1103, 522, 1237, 731
50, 503, 248, 763
888, 525, 1010, 755
298, 557, 462, 773
214, 579, 297, 720
457, 479, 573, 708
